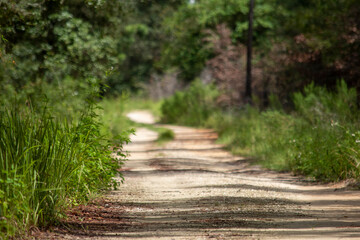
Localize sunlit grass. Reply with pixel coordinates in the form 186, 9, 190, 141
0, 97, 127, 238
160, 80, 360, 182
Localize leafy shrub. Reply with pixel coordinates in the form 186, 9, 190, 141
156, 128, 175, 145
160, 0, 281, 81
0, 1, 123, 88
161, 80, 219, 126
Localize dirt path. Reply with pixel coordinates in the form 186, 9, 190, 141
45, 110, 360, 240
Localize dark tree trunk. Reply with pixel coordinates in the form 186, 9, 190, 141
245, 0, 254, 104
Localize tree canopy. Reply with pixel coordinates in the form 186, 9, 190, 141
1, 0, 359, 102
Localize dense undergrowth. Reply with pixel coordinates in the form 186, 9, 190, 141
0, 81, 130, 239
161, 80, 360, 182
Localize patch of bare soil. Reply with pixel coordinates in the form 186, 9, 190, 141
38, 111, 360, 240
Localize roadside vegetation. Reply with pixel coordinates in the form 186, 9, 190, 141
161, 80, 360, 182
1, 0, 360, 238
0, 1, 134, 237
0, 82, 130, 239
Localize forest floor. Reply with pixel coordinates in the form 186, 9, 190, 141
38, 111, 360, 240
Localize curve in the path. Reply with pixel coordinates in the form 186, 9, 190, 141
47, 110, 360, 240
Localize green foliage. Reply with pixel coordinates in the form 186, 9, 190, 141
2, 0, 358, 98
161, 80, 219, 126
100, 94, 135, 139
159, 0, 282, 80
107, 0, 184, 93
212, 108, 295, 170
0, 86, 129, 238
0, 77, 102, 122
161, 80, 360, 182
193, 0, 279, 44
159, 4, 212, 81
159, 0, 360, 101
293, 81, 358, 124
156, 128, 175, 145
275, 0, 360, 90
46, 11, 119, 80
0, 0, 124, 89
289, 80, 360, 181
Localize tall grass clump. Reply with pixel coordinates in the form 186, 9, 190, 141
289, 81, 360, 181
161, 80, 219, 126
0, 90, 128, 238
1, 104, 77, 235
161, 79, 360, 182
210, 107, 296, 171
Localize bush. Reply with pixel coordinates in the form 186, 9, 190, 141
161, 80, 219, 126
289, 80, 360, 181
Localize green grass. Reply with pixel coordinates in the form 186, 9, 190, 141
0, 90, 129, 239
160, 80, 360, 183
209, 108, 295, 172
100, 94, 134, 139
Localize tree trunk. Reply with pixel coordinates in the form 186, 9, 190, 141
245, 0, 254, 104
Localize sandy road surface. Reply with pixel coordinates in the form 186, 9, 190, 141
43, 110, 360, 240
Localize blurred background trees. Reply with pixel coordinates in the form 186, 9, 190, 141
1, 0, 359, 103
157, 0, 360, 106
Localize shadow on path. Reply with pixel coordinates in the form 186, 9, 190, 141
39, 111, 360, 240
